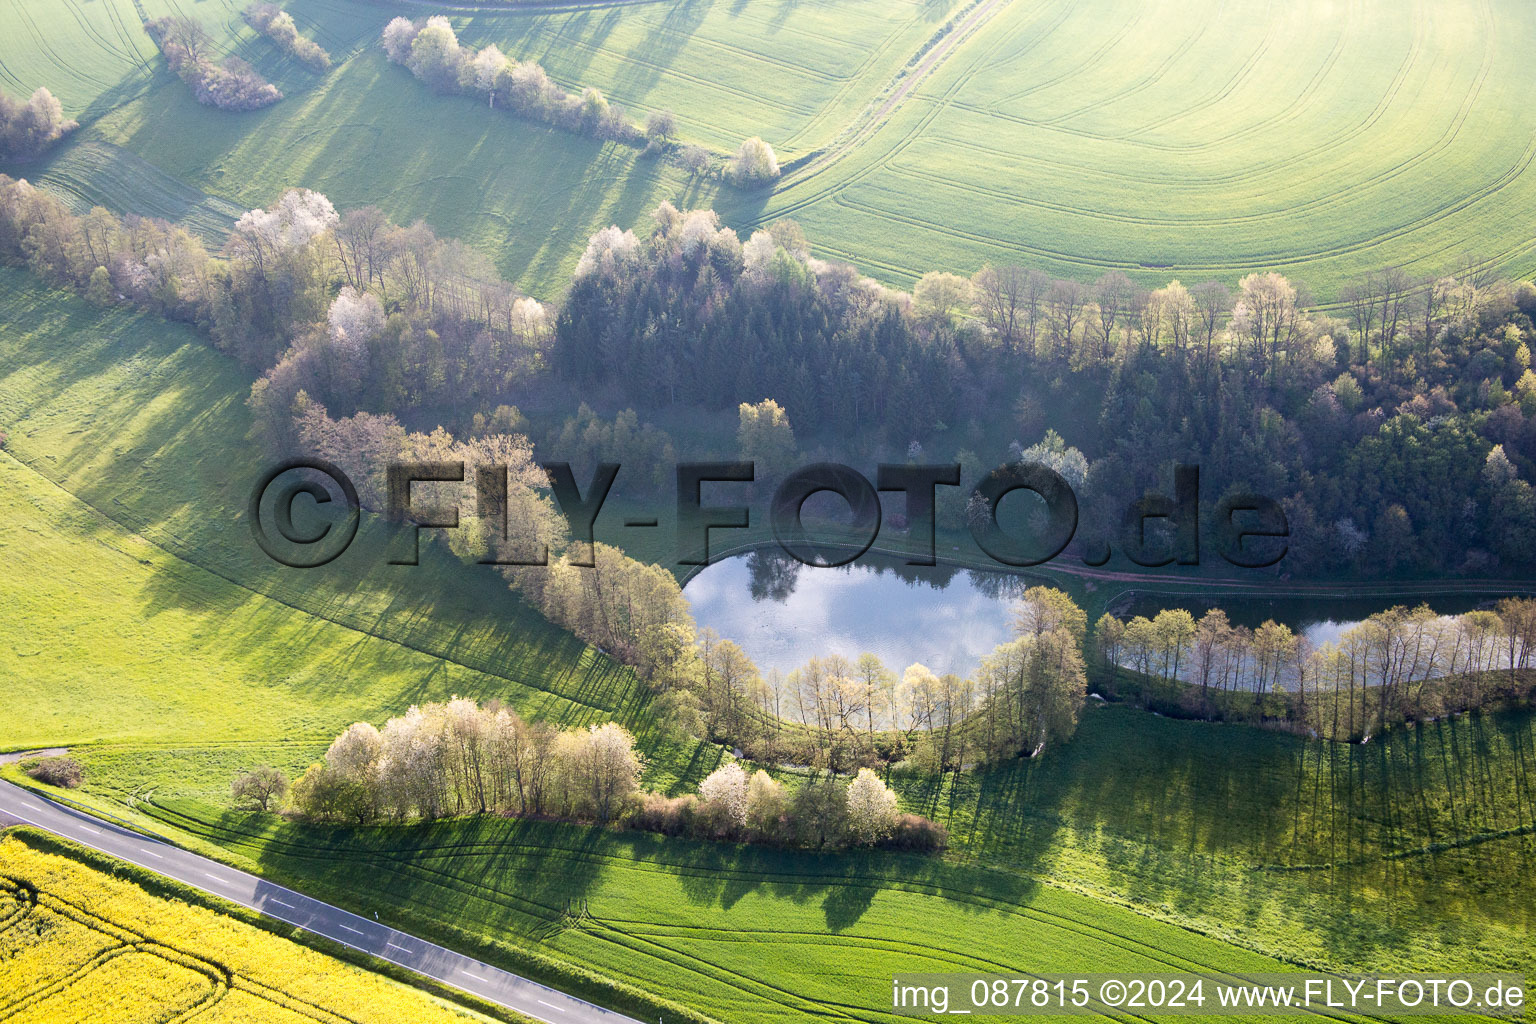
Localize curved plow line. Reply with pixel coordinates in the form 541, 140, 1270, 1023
771, 0, 1022, 194
2, 452, 626, 719
1111, 0, 1353, 145
33, 146, 242, 242
924, 47, 1435, 196
1033, 0, 1229, 128
219, 974, 371, 1024
779, 3, 954, 152
1118, 0, 1285, 139
593, 910, 1386, 1024
766, 0, 1144, 225
759, 81, 966, 226
142, 802, 1355, 1010
960, 0, 1078, 80
959, 0, 1434, 160
586, 916, 1164, 1024
36, 889, 236, 990
56, 0, 152, 80
97, 0, 159, 78
0, 55, 25, 94
887, 106, 1536, 234
7, 1, 122, 91
826, 132, 1536, 279
0, 943, 142, 1018
602, 921, 1377, 1024
991, 0, 1153, 108
1122, 0, 1440, 157
580, 919, 907, 1024
0, 880, 37, 935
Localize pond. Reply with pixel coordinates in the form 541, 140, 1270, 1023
682, 550, 1507, 679
681, 552, 1026, 677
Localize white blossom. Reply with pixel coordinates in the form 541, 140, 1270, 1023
698, 762, 748, 827
574, 225, 640, 279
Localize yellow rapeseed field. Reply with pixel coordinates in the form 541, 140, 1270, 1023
0, 833, 497, 1024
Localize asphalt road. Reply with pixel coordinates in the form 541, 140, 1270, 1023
0, 779, 645, 1024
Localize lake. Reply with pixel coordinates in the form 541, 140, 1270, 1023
683, 551, 1502, 678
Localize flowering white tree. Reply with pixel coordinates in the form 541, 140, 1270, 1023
574, 225, 640, 279
558, 722, 641, 821
327, 286, 384, 357
741, 230, 777, 284
698, 762, 748, 828
1484, 444, 1518, 487
326, 721, 381, 783
471, 44, 507, 93
845, 767, 898, 844
230, 188, 338, 275
676, 209, 740, 263
381, 17, 419, 63
1016, 430, 1088, 490
510, 296, 549, 347
727, 136, 780, 185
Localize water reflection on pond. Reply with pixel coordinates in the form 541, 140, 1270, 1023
683, 550, 1505, 679
682, 551, 1030, 676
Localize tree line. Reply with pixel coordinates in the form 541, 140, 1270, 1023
383, 16, 640, 143
380, 16, 781, 185
244, 4, 330, 73
145, 17, 282, 111
10, 167, 1532, 580
1095, 598, 1536, 740
247, 698, 945, 851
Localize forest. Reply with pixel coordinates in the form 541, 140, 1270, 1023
5, 172, 1532, 579
2, 171, 1535, 770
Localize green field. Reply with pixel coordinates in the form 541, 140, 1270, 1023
2, 274, 1533, 1019
0, 268, 688, 764
729, 0, 1536, 290
5, 0, 1535, 298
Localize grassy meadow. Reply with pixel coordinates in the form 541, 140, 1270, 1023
5, 0, 1536, 298
0, 268, 720, 789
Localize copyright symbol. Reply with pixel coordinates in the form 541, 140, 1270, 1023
1099, 980, 1126, 1007
249, 458, 360, 568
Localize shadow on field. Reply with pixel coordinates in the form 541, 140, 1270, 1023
203, 812, 612, 941
914, 705, 1536, 968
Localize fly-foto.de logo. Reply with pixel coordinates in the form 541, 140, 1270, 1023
250, 459, 1288, 571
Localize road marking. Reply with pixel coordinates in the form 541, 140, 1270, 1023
386, 942, 411, 953
77, 825, 101, 834
1, 785, 646, 1024
339, 924, 365, 936
203, 872, 230, 882
140, 849, 163, 859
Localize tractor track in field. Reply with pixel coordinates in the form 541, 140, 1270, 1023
772, 0, 1008, 193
